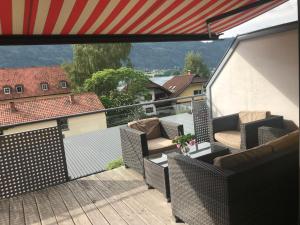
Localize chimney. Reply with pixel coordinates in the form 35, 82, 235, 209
9, 102, 17, 112
187, 70, 191, 76
69, 94, 75, 104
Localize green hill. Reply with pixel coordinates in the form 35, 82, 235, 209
0, 38, 233, 70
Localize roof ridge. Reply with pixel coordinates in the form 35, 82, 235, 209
0, 92, 96, 105
0, 65, 62, 70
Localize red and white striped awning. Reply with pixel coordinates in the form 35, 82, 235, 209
0, 0, 287, 43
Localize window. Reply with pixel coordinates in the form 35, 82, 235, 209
41, 83, 48, 91
15, 85, 23, 93
3, 87, 11, 95
145, 107, 154, 114
193, 89, 202, 95
57, 118, 69, 131
60, 80, 67, 89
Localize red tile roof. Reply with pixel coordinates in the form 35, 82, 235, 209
163, 75, 207, 97
145, 80, 171, 94
0, 66, 71, 100
0, 93, 105, 126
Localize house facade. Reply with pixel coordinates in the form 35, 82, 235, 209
0, 66, 107, 137
207, 22, 299, 129
163, 74, 207, 103
0, 66, 71, 101
142, 80, 171, 116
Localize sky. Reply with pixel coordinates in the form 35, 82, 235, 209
222, 0, 298, 38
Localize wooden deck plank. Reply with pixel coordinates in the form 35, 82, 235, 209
76, 179, 128, 225
10, 196, 25, 225
34, 190, 58, 225
0, 199, 10, 225
54, 184, 92, 225
112, 168, 178, 225
23, 193, 42, 225
47, 187, 75, 225
83, 175, 147, 225
67, 181, 109, 225
3, 168, 179, 225
97, 169, 166, 225
114, 167, 176, 224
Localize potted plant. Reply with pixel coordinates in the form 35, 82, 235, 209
172, 133, 196, 156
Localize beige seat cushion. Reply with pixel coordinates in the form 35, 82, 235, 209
238, 111, 270, 124
147, 137, 177, 155
214, 131, 241, 149
128, 117, 161, 140
266, 129, 299, 153
214, 144, 273, 170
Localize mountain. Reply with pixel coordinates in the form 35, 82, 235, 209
0, 38, 233, 70
131, 39, 233, 70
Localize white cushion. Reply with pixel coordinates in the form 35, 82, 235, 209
214, 131, 241, 149
147, 137, 176, 155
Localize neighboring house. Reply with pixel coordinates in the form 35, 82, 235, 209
142, 80, 171, 116
0, 66, 71, 101
0, 93, 107, 137
0, 66, 107, 137
163, 74, 207, 104
207, 22, 298, 129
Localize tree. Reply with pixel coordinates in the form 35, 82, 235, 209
183, 51, 210, 77
63, 43, 131, 88
84, 67, 149, 98
84, 67, 149, 127
172, 70, 181, 75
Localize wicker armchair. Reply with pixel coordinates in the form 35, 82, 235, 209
168, 148, 298, 225
120, 119, 183, 175
210, 112, 283, 149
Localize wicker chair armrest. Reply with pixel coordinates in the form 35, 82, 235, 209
119, 126, 148, 175
210, 113, 239, 142
168, 153, 233, 203
240, 115, 283, 149
258, 126, 289, 145
160, 120, 184, 139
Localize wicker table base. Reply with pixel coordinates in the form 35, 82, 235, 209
144, 142, 229, 202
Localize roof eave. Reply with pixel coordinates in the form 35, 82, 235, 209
0, 33, 219, 46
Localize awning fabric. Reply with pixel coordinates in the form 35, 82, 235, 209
0, 0, 287, 42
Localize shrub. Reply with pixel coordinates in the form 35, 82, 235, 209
106, 157, 124, 170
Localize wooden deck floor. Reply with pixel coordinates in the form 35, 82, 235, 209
0, 167, 182, 225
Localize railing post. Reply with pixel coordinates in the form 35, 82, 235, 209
191, 97, 199, 151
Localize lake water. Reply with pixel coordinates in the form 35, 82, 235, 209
150, 76, 173, 86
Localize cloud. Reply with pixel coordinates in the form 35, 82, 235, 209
221, 0, 298, 38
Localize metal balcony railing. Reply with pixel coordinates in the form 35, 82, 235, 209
0, 94, 210, 197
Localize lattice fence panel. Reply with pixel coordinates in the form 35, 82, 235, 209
0, 126, 68, 199
192, 100, 210, 143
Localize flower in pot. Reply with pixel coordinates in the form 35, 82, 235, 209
172, 133, 196, 156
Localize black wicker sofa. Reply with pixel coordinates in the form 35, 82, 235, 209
168, 129, 299, 225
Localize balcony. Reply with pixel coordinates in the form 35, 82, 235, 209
0, 22, 298, 225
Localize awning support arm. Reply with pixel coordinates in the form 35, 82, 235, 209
206, 0, 273, 33
0, 33, 219, 45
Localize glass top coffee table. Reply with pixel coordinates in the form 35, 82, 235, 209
143, 142, 229, 202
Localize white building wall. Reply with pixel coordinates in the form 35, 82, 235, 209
64, 112, 107, 137
3, 112, 107, 137
3, 120, 58, 135
210, 27, 299, 127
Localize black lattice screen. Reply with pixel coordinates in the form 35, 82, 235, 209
192, 100, 210, 143
0, 126, 68, 199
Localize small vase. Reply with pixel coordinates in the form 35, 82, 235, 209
180, 146, 190, 156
